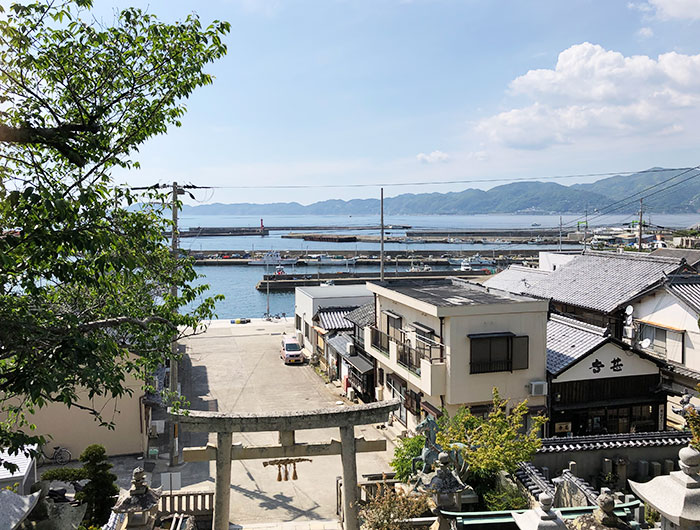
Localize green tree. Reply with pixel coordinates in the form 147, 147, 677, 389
41, 444, 118, 526
436, 388, 546, 480
0, 0, 228, 469
389, 434, 425, 482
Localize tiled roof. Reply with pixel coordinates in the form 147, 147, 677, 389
528, 251, 683, 313
537, 431, 691, 453
483, 265, 552, 294
514, 462, 555, 498
547, 314, 608, 375
317, 308, 355, 331
666, 274, 700, 314
345, 302, 375, 328
0, 445, 36, 481
651, 248, 700, 267
664, 359, 700, 382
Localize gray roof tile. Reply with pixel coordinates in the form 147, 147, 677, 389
345, 302, 375, 328
317, 308, 355, 331
537, 431, 691, 453
547, 314, 608, 375
666, 274, 700, 314
527, 251, 683, 313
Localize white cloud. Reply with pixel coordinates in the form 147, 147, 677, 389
476, 42, 700, 149
629, 0, 700, 20
416, 150, 450, 163
637, 26, 655, 37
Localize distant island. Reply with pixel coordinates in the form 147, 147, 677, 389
182, 167, 700, 216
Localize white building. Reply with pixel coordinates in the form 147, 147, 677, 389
294, 284, 373, 358
359, 278, 549, 431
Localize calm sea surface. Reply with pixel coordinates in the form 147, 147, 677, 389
182, 213, 700, 318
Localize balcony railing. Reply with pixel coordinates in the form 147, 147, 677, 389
370, 327, 390, 356
370, 327, 444, 370
396, 342, 425, 375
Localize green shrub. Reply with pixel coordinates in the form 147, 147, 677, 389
389, 435, 425, 482
41, 467, 88, 483
78, 444, 119, 526
482, 483, 530, 511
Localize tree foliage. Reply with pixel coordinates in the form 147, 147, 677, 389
389, 434, 425, 483
436, 388, 546, 479
0, 0, 228, 468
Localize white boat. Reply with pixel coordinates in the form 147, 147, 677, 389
408, 263, 432, 272
247, 251, 298, 266
311, 254, 358, 266
459, 254, 495, 272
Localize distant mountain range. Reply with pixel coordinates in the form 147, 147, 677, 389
182, 167, 700, 216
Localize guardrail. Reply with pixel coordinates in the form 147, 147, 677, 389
370, 327, 390, 355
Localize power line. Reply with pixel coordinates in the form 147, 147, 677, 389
121, 167, 694, 191
562, 165, 700, 228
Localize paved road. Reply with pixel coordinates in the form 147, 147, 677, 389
179, 319, 394, 526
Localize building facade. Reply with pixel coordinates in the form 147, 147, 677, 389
359, 278, 549, 432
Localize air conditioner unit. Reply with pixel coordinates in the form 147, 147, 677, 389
530, 381, 548, 396
375, 386, 384, 401
623, 326, 635, 339
346, 342, 355, 356
347, 387, 356, 401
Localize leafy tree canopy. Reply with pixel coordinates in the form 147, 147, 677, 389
436, 388, 546, 479
0, 0, 228, 469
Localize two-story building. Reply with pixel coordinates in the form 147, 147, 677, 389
359, 278, 549, 431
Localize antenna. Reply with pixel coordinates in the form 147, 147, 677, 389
625, 305, 634, 316
640, 338, 651, 349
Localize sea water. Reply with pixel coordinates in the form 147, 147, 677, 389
180, 213, 700, 318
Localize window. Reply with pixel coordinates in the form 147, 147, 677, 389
377, 368, 384, 386
469, 333, 529, 374
305, 322, 310, 340
640, 324, 683, 361
295, 315, 302, 331
385, 312, 402, 341
355, 324, 365, 349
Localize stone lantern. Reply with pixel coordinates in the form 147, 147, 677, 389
112, 467, 163, 529
629, 445, 700, 530
512, 493, 568, 530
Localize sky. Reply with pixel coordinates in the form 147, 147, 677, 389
96, 0, 700, 205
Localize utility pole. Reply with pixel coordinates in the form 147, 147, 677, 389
169, 181, 183, 467
380, 187, 385, 282
583, 207, 588, 252
638, 198, 644, 251
559, 215, 562, 252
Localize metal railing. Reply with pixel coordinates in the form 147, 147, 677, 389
159, 490, 214, 516
469, 359, 512, 374
370, 327, 390, 355
370, 327, 444, 368
396, 342, 425, 375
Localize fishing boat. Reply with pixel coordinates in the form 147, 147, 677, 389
408, 263, 432, 272
311, 254, 358, 266
247, 251, 298, 266
458, 254, 495, 272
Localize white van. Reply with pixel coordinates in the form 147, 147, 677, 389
280, 336, 304, 365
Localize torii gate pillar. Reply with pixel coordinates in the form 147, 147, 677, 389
172, 399, 400, 530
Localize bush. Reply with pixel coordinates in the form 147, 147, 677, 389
482, 483, 530, 511
40, 444, 118, 527
79, 444, 119, 526
359, 482, 431, 530
389, 435, 425, 482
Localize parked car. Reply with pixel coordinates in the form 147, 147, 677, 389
280, 336, 304, 365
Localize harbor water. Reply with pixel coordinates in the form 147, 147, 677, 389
181, 213, 700, 318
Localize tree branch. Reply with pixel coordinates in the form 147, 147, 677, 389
0, 122, 99, 167
79, 315, 176, 331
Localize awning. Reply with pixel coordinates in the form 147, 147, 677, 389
420, 400, 443, 418
412, 322, 435, 334
381, 310, 402, 320
344, 354, 373, 374
467, 331, 515, 339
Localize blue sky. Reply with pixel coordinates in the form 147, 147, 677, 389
101, 0, 700, 204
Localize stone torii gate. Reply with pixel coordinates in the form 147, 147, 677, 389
171, 399, 400, 530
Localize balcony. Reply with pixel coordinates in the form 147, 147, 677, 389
371, 327, 390, 356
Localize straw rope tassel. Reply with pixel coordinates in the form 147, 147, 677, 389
284, 464, 289, 481
276, 465, 282, 481
292, 462, 298, 480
